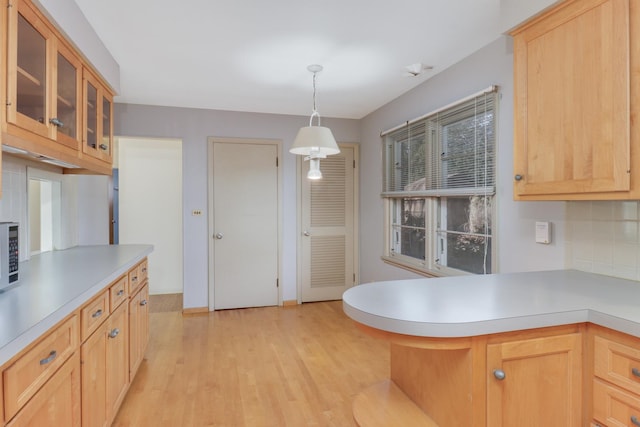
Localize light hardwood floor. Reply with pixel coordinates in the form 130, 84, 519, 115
112, 301, 389, 426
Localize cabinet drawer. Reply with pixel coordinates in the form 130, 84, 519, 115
5, 352, 81, 427
128, 260, 147, 295
594, 335, 640, 396
110, 275, 128, 312
138, 258, 148, 283
80, 290, 109, 342
3, 315, 78, 420
593, 379, 640, 427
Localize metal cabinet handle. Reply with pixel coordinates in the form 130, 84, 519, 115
99, 143, 108, 150
493, 369, 506, 380
215, 233, 224, 240
92, 309, 103, 318
632, 367, 640, 378
303, 230, 311, 237
39, 350, 57, 365
632, 415, 640, 427
132, 276, 138, 282
49, 118, 64, 127
117, 289, 125, 296
108, 328, 120, 338
140, 299, 148, 306
142, 267, 147, 273
514, 174, 523, 181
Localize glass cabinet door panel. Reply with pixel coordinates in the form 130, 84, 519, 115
16, 12, 46, 123
86, 81, 97, 149
56, 52, 77, 139
101, 97, 111, 153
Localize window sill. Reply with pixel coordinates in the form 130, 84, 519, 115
381, 256, 444, 278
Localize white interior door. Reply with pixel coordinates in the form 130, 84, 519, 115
118, 137, 183, 295
211, 139, 279, 310
300, 144, 357, 302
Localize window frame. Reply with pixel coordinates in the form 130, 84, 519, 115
381, 87, 498, 277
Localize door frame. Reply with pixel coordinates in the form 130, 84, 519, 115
295, 142, 359, 303
207, 137, 283, 310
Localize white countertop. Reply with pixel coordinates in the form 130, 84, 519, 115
0, 244, 153, 366
342, 270, 640, 339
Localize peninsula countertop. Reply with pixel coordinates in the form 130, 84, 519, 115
0, 244, 153, 366
342, 269, 640, 339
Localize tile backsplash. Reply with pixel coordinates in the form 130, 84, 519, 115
566, 201, 640, 281
1, 156, 29, 262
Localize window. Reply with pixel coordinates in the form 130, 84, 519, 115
382, 87, 497, 275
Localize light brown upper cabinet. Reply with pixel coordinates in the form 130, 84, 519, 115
82, 68, 113, 164
6, 0, 81, 149
3, 0, 114, 175
511, 0, 640, 200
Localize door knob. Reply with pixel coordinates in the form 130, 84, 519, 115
215, 233, 224, 240
303, 230, 311, 237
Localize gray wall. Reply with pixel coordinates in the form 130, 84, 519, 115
115, 35, 570, 309
358, 36, 566, 283
114, 105, 359, 309
34, 0, 120, 92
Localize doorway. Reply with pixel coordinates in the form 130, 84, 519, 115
207, 138, 281, 310
117, 136, 184, 296
298, 143, 359, 302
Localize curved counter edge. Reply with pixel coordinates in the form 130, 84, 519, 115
342, 269, 640, 339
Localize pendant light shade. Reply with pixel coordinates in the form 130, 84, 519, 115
290, 125, 340, 157
290, 64, 339, 179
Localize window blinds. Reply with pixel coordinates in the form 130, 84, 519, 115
382, 87, 498, 198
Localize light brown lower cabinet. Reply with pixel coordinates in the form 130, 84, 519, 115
81, 301, 129, 427
5, 353, 81, 427
129, 282, 149, 379
357, 324, 586, 426
0, 257, 149, 427
487, 332, 583, 426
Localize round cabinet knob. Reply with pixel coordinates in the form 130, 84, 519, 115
493, 369, 506, 380
215, 233, 224, 240
514, 174, 523, 181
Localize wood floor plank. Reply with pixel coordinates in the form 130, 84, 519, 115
112, 301, 389, 426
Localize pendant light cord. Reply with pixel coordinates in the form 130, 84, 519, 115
309, 71, 321, 126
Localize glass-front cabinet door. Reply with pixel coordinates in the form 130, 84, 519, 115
7, 1, 51, 138
7, 0, 81, 148
84, 74, 98, 152
101, 95, 113, 160
83, 68, 112, 162
54, 46, 82, 149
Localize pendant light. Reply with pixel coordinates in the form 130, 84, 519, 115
290, 64, 340, 180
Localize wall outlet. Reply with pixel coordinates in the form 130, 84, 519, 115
535, 221, 551, 244
192, 209, 203, 216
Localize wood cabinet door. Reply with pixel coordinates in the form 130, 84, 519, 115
128, 287, 141, 379
53, 42, 82, 150
487, 333, 582, 426
512, 0, 630, 198
81, 323, 108, 427
6, 353, 81, 427
106, 302, 129, 421
6, 0, 53, 139
129, 282, 150, 380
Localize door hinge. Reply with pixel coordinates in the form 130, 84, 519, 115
276, 157, 279, 167
353, 160, 356, 169
276, 278, 279, 288
353, 273, 356, 283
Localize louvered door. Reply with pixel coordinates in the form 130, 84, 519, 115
300, 145, 357, 302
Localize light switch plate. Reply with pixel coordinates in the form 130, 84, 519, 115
535, 221, 551, 244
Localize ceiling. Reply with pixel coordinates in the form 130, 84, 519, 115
72, 0, 551, 120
